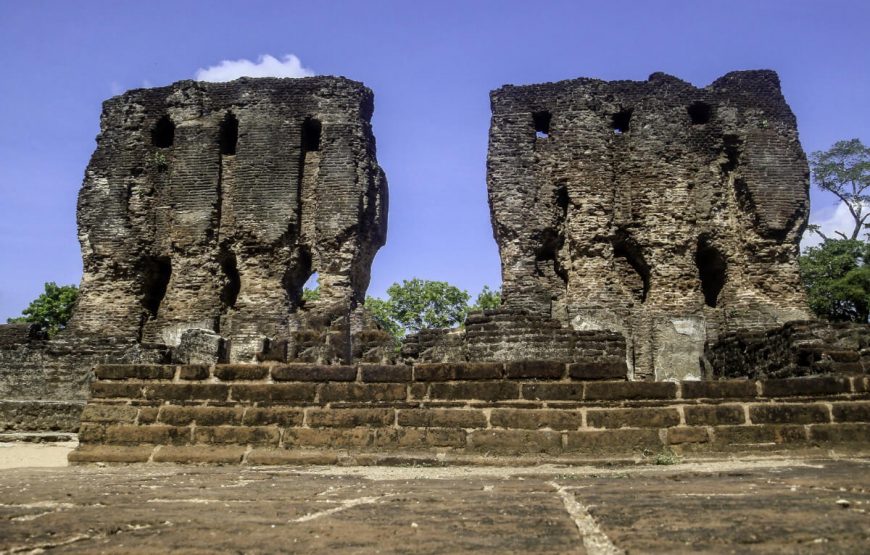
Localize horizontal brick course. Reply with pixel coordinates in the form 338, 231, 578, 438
94, 364, 176, 380
490, 408, 582, 430
178, 365, 210, 380
564, 429, 661, 454
831, 401, 870, 423
283, 427, 375, 449
307, 408, 394, 428
158, 406, 243, 426
397, 408, 487, 428
194, 426, 279, 446
504, 361, 565, 379
762, 377, 851, 397
214, 365, 270, 381
587, 407, 680, 429
91, 382, 143, 399
231, 384, 316, 403
467, 429, 561, 455
522, 383, 584, 401
272, 364, 356, 382
682, 380, 757, 399
585, 381, 677, 401
319, 383, 407, 403
712, 425, 807, 447
242, 407, 304, 427
429, 382, 519, 401
152, 445, 246, 464
413, 363, 503, 381
684, 404, 746, 426
80, 404, 138, 423
143, 384, 229, 402
567, 360, 627, 381
667, 427, 709, 444
375, 428, 467, 448
749, 403, 830, 425
360, 365, 412, 382
106, 424, 190, 445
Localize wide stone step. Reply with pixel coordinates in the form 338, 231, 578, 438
70, 364, 870, 465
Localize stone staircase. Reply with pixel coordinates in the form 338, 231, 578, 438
69, 362, 870, 465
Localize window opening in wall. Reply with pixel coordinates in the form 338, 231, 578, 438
613, 234, 650, 303
533, 111, 551, 139
220, 252, 241, 308
301, 118, 321, 152
696, 236, 727, 307
302, 272, 320, 302
151, 116, 175, 148
219, 112, 239, 155
687, 101, 713, 125
611, 109, 632, 134
141, 256, 172, 317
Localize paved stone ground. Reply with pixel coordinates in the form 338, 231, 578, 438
0, 458, 868, 554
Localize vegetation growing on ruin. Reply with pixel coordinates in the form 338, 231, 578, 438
6, 282, 79, 337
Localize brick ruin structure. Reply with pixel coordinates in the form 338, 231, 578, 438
484, 70, 812, 380
1, 77, 391, 435
70, 76, 389, 363
1, 71, 868, 461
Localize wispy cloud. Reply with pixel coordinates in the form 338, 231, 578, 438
194, 54, 315, 82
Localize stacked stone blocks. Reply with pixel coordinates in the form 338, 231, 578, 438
71, 362, 869, 464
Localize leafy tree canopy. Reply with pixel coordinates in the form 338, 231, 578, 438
469, 285, 501, 312
799, 239, 870, 322
808, 138, 870, 241
7, 282, 79, 337
384, 278, 470, 335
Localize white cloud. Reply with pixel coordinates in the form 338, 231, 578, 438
801, 201, 866, 250
194, 54, 315, 82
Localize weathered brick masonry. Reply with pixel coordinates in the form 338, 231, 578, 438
486, 71, 811, 380
69, 77, 388, 362
70, 362, 869, 464
1, 77, 391, 433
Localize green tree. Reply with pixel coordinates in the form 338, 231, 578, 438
302, 286, 320, 303
469, 285, 501, 312
808, 138, 870, 240
364, 296, 403, 340
7, 282, 79, 336
365, 279, 471, 338
799, 239, 870, 322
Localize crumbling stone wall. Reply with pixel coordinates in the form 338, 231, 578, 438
707, 321, 870, 380
401, 309, 627, 379
68, 77, 388, 362
487, 70, 811, 380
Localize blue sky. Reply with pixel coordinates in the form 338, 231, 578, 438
1, 0, 868, 321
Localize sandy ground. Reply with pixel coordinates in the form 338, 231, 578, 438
0, 440, 77, 470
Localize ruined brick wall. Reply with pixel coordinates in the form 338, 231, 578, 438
67, 77, 388, 362
487, 70, 811, 380
708, 321, 870, 380
0, 327, 165, 433
401, 309, 627, 379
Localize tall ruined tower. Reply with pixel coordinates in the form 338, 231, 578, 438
68, 77, 388, 362
487, 70, 811, 379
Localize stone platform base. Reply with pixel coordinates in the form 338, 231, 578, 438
0, 400, 84, 435
70, 363, 870, 464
